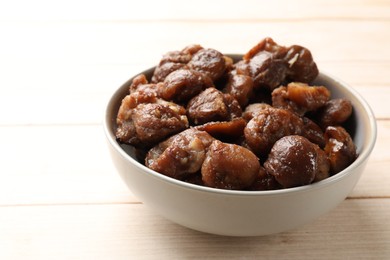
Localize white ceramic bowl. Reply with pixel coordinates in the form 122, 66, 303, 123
104, 55, 377, 236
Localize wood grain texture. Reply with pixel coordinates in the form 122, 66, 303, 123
0, 200, 389, 259
1, 0, 389, 258
1, 20, 389, 125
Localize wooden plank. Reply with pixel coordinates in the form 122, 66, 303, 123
0, 61, 388, 125
1, 20, 389, 68
0, 125, 137, 205
319, 61, 390, 86
1, 0, 389, 21
0, 121, 388, 206
1, 20, 389, 124
351, 160, 390, 198
0, 199, 389, 259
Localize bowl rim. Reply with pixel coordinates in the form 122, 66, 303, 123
104, 58, 377, 198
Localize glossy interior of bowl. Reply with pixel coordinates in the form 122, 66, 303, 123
104, 54, 377, 236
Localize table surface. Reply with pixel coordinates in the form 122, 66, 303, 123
1, 0, 389, 259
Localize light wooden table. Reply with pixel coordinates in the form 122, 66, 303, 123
1, 0, 389, 259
